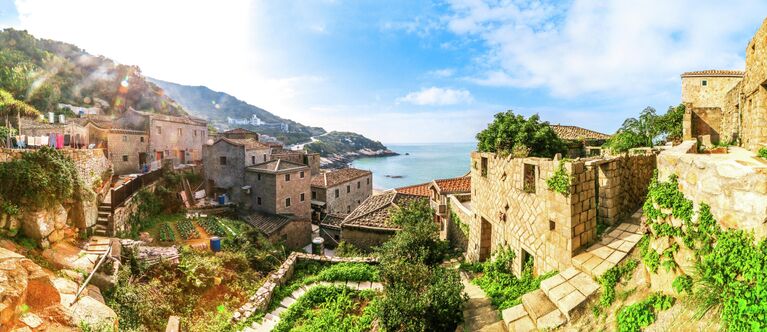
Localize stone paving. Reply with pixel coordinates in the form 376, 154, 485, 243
242, 281, 383, 332
459, 271, 505, 332
572, 221, 644, 278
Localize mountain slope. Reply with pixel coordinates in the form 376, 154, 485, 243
148, 78, 325, 145
0, 28, 183, 116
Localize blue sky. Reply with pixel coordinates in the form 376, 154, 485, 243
2, 1, 767, 143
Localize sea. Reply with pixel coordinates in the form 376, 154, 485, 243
350, 142, 476, 190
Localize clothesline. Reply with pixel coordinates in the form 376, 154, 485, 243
10, 133, 87, 149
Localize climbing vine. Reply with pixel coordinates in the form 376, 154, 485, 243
642, 171, 767, 330
593, 259, 639, 316
449, 207, 469, 236
546, 161, 572, 196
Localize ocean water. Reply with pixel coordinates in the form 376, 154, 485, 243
350, 142, 476, 190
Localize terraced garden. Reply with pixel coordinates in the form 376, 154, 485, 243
146, 215, 247, 245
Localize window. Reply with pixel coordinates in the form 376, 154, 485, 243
334, 235, 340, 241
357, 181, 360, 189
300, 193, 305, 201
177, 128, 182, 136
549, 220, 556, 231
122, 135, 127, 142
285, 198, 291, 207
357, 200, 361, 205
702, 80, 708, 86
122, 155, 128, 162
346, 185, 350, 193
300, 171, 305, 178
140, 136, 144, 143
347, 205, 351, 213
219, 156, 227, 165
334, 189, 339, 198
257, 197, 262, 205
257, 174, 262, 181
523, 163, 536, 193
367, 178, 370, 185
263, 154, 267, 162
285, 174, 291, 181
156, 126, 162, 134
251, 156, 256, 165
481, 157, 488, 177
312, 191, 317, 199
194, 130, 198, 137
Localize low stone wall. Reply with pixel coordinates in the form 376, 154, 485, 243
231, 252, 377, 323
447, 194, 471, 252
657, 140, 767, 238
340, 226, 397, 252
0, 148, 111, 187
594, 150, 657, 225
111, 183, 158, 236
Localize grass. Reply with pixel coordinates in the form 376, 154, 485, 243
272, 286, 378, 332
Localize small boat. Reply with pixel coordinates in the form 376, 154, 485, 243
404, 153, 410, 156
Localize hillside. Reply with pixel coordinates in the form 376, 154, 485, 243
0, 28, 183, 115
148, 78, 325, 145
305, 131, 398, 168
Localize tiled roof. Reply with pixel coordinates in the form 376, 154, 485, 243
680, 70, 744, 78
223, 128, 257, 135
342, 191, 426, 230
247, 159, 308, 173
320, 214, 346, 230
433, 176, 471, 194
311, 168, 371, 188
242, 212, 293, 236
130, 108, 207, 126
395, 182, 431, 197
550, 125, 611, 141
217, 137, 269, 150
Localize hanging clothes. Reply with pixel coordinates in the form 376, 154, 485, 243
64, 134, 71, 147
40, 135, 48, 147
56, 134, 64, 149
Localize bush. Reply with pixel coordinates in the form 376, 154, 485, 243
758, 147, 767, 159
273, 286, 377, 332
335, 241, 364, 257
378, 200, 450, 267
546, 161, 572, 196
616, 293, 674, 332
594, 259, 638, 315
476, 110, 566, 157
672, 275, 693, 294
471, 249, 556, 309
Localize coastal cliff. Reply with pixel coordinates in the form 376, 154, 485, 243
305, 131, 398, 168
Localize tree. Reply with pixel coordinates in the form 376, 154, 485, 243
0, 88, 40, 147
658, 104, 685, 143
603, 105, 686, 153
375, 200, 465, 331
476, 110, 566, 157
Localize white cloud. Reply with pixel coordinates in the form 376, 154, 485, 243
397, 87, 473, 105
445, 0, 767, 97
427, 68, 455, 78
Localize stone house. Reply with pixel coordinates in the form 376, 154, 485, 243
106, 129, 149, 174
310, 168, 373, 221
244, 159, 312, 219
202, 137, 271, 203
549, 125, 611, 158
340, 190, 425, 251
681, 17, 767, 151
242, 212, 311, 250
318, 214, 345, 248
112, 108, 208, 165
467, 151, 655, 277
270, 149, 321, 176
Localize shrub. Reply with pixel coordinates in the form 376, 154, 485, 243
273, 286, 377, 332
596, 259, 639, 312
546, 161, 572, 196
335, 241, 364, 258
378, 200, 450, 267
616, 293, 674, 332
758, 147, 767, 159
672, 275, 693, 294
476, 110, 566, 157
472, 253, 556, 310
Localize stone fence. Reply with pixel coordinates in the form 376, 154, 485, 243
447, 194, 472, 252
590, 149, 657, 225
658, 140, 767, 239
0, 148, 111, 187
231, 252, 378, 323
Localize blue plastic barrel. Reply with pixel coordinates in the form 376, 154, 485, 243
210, 237, 221, 252
218, 195, 225, 205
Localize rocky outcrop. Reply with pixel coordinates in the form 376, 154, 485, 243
0, 248, 61, 328
320, 149, 399, 169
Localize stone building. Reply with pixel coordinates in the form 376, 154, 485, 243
106, 129, 149, 174
340, 190, 425, 251
270, 149, 321, 176
681, 17, 767, 151
202, 137, 271, 203
466, 151, 655, 276
242, 212, 311, 250
310, 168, 373, 221
244, 160, 311, 219
549, 125, 611, 157
19, 118, 89, 148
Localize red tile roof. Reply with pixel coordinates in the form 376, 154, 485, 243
217, 137, 269, 150
550, 125, 611, 141
311, 168, 371, 188
680, 70, 744, 78
433, 176, 471, 194
395, 182, 431, 197
342, 191, 426, 229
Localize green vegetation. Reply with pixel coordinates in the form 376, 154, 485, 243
158, 223, 175, 242
376, 200, 466, 331
449, 207, 469, 236
272, 286, 377, 332
304, 131, 389, 156
672, 275, 693, 294
1, 88, 40, 147
467, 247, 557, 309
335, 241, 365, 258
476, 110, 566, 157
0, 147, 91, 214
198, 217, 227, 237
616, 293, 674, 332
546, 160, 572, 196
177, 219, 200, 240
593, 259, 639, 316
0, 28, 184, 115
643, 173, 767, 330
604, 104, 685, 153
758, 147, 767, 159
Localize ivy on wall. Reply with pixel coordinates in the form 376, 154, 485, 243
449, 207, 469, 237
546, 161, 572, 196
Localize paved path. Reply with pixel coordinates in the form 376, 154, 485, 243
459, 271, 506, 332
242, 281, 383, 332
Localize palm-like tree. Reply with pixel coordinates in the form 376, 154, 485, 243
0, 89, 41, 148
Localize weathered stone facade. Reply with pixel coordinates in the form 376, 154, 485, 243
658, 140, 767, 239
245, 160, 311, 219
107, 129, 148, 174
446, 194, 471, 252
202, 138, 270, 204
310, 169, 372, 220
467, 151, 656, 277
681, 18, 767, 150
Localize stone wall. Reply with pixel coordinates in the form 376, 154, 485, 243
741, 17, 767, 151
595, 151, 657, 225
340, 226, 397, 252
107, 131, 148, 175
231, 252, 378, 323
681, 75, 742, 111
111, 183, 158, 236
266, 219, 312, 250
447, 194, 471, 252
658, 141, 767, 239
467, 152, 597, 276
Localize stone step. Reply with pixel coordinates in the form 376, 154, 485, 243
477, 320, 507, 332
520, 289, 566, 329
464, 304, 497, 319
279, 296, 296, 308
465, 297, 493, 310
97, 217, 109, 226
93, 225, 107, 236
464, 306, 500, 331
98, 211, 111, 217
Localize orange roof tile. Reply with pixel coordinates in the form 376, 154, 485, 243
550, 125, 611, 141
680, 70, 744, 78
311, 168, 371, 188
395, 182, 431, 197
433, 176, 471, 194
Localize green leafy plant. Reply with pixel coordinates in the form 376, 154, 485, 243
596, 259, 639, 313
335, 241, 365, 258
272, 286, 378, 332
758, 147, 767, 159
672, 275, 693, 294
616, 293, 675, 332
476, 110, 566, 157
546, 161, 572, 196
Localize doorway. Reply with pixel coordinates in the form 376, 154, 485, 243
479, 217, 492, 261
521, 249, 534, 276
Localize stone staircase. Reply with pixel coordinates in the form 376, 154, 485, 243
460, 271, 506, 331
94, 203, 112, 236
500, 209, 645, 331
242, 281, 384, 332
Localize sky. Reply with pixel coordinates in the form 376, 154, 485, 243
1, 0, 766, 144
